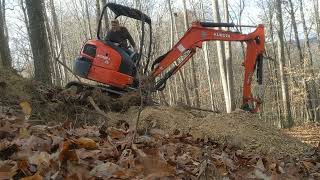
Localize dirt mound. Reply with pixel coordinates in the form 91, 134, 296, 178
108, 106, 310, 156
0, 68, 140, 124
0, 68, 38, 101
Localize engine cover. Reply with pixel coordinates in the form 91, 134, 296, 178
74, 40, 135, 89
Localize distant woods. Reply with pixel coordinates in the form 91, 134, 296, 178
1, 0, 320, 127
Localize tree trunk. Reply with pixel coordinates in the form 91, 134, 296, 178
212, 0, 231, 113
275, 0, 293, 127
223, 0, 235, 111
43, 2, 61, 86
167, 0, 177, 105
96, 0, 101, 27
26, 0, 52, 84
49, 0, 69, 84
100, 0, 109, 35
0, 0, 12, 68
200, 0, 217, 111
182, 0, 200, 107
168, 0, 174, 48
84, 0, 93, 39
299, 0, 319, 122
288, 0, 313, 121
20, 0, 31, 38
313, 0, 320, 51
287, 0, 303, 61
173, 9, 191, 106
266, 2, 282, 123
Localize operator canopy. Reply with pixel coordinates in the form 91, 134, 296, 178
106, 3, 151, 24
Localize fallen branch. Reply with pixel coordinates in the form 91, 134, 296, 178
130, 72, 148, 144
55, 58, 82, 82
88, 96, 110, 125
54, 35, 82, 83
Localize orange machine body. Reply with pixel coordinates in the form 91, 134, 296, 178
76, 40, 134, 89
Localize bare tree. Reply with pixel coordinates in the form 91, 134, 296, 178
84, 0, 93, 39
0, 0, 12, 68
298, 0, 319, 121
313, 0, 320, 50
49, 0, 69, 83
212, 0, 231, 113
26, 0, 52, 84
96, 0, 101, 27
167, 0, 177, 104
200, 0, 217, 111
182, 0, 200, 107
100, 0, 109, 35
173, 11, 192, 106
43, 1, 61, 86
287, 0, 310, 120
223, 0, 235, 110
20, 0, 31, 38
275, 0, 293, 127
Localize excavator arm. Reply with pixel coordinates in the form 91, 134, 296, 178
149, 22, 265, 113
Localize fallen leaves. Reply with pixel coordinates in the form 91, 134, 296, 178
20, 173, 43, 180
0, 163, 17, 180
0, 113, 319, 179
89, 162, 129, 179
106, 127, 127, 140
0, 144, 19, 160
74, 137, 98, 150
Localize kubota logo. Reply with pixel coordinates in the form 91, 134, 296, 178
97, 54, 111, 64
214, 32, 231, 38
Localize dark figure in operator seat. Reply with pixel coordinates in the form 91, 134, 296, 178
104, 19, 138, 77
105, 19, 138, 58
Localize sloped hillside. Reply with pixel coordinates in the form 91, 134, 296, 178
0, 69, 319, 179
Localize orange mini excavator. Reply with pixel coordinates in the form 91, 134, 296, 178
68, 3, 265, 112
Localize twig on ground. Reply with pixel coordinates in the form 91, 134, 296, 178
88, 96, 110, 126
130, 71, 147, 144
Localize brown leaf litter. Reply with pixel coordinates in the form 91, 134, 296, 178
0, 112, 320, 179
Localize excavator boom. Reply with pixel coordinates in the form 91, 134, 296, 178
150, 22, 265, 112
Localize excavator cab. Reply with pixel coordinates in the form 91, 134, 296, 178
72, 3, 152, 90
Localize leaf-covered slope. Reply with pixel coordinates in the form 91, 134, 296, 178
0, 113, 319, 179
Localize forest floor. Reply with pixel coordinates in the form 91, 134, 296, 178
0, 68, 319, 179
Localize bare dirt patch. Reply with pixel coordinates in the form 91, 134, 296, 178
107, 106, 310, 157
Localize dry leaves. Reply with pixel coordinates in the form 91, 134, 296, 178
0, 113, 319, 179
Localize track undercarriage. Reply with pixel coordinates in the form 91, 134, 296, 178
66, 81, 137, 96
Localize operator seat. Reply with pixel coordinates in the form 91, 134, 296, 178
103, 41, 136, 77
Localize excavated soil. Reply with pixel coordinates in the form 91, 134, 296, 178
0, 68, 141, 124
108, 106, 310, 157
0, 68, 313, 157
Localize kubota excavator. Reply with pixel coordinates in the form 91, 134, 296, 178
67, 3, 265, 112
